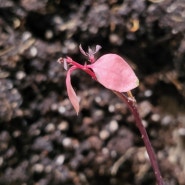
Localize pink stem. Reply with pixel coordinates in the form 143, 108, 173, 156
113, 91, 164, 185
59, 57, 97, 79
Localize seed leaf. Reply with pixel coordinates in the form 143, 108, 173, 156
91, 54, 139, 92
66, 67, 79, 114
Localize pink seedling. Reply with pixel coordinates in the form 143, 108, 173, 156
58, 45, 164, 185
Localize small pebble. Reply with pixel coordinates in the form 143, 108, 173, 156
161, 115, 173, 126
94, 96, 102, 104
89, 26, 98, 34
144, 89, 153, 97
178, 128, 185, 137
142, 119, 148, 128
45, 123, 55, 133
45, 165, 52, 173
31, 137, 53, 152
99, 130, 110, 140
92, 110, 104, 120
22, 31, 32, 41
58, 106, 66, 114
109, 34, 123, 45
138, 101, 152, 118
64, 40, 78, 53
108, 120, 118, 133
16, 71, 26, 80
83, 117, 93, 125
102, 147, 109, 155
62, 137, 72, 148
45, 30, 53, 39
57, 121, 69, 131
53, 16, 63, 24
29, 129, 40, 136
0, 131, 11, 142
51, 103, 58, 111
29, 46, 38, 57
110, 150, 117, 158
32, 163, 44, 173
55, 155, 65, 165
108, 105, 115, 112
6, 146, 16, 158
151, 113, 161, 122
13, 130, 21, 138
13, 18, 21, 28
67, 42, 77, 51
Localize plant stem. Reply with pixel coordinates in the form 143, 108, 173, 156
113, 91, 164, 185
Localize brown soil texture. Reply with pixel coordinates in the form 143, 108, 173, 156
1, 0, 185, 185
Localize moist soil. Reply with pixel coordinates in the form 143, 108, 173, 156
1, 0, 185, 185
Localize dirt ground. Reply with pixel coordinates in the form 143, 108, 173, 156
1, 0, 185, 185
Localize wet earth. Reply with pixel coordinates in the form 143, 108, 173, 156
0, 0, 185, 185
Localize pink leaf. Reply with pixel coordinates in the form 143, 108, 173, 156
66, 67, 79, 114
91, 54, 139, 92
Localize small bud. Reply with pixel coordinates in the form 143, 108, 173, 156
79, 44, 87, 56
95, 45, 102, 53
63, 59, 68, 70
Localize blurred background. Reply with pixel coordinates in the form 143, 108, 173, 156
0, 0, 185, 184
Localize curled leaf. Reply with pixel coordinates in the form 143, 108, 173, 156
66, 67, 79, 114
63, 58, 68, 70
95, 45, 102, 53
91, 54, 139, 92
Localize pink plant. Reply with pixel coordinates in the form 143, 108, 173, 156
58, 45, 139, 114
58, 45, 164, 185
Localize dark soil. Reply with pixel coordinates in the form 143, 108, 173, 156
1, 0, 185, 185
